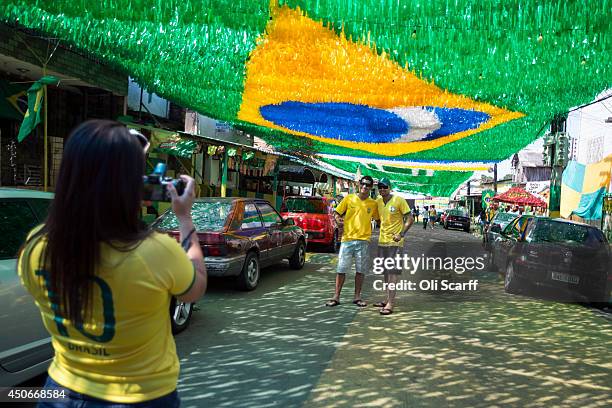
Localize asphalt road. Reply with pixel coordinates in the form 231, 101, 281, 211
20, 224, 612, 407
173, 224, 612, 408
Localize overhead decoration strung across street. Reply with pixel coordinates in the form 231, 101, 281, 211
1, 0, 609, 193
319, 158, 472, 197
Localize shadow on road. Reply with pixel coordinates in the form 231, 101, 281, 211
175, 254, 361, 408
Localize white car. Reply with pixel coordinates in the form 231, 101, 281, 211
0, 188, 54, 386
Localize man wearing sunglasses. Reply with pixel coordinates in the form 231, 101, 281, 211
325, 176, 379, 308
373, 178, 414, 315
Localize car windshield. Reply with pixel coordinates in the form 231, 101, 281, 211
494, 212, 518, 222
156, 201, 232, 232
282, 198, 327, 214
448, 209, 468, 217
530, 220, 602, 245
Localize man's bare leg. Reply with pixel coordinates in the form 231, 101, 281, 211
354, 272, 365, 302
374, 272, 389, 306
384, 273, 399, 311
333, 273, 346, 301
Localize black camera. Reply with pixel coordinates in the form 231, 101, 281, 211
143, 163, 185, 202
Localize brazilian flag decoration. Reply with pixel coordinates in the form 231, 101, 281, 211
1, 1, 610, 193
482, 190, 495, 209
17, 76, 59, 142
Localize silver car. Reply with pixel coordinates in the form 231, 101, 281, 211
0, 188, 54, 386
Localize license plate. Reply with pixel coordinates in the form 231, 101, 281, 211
551, 271, 579, 284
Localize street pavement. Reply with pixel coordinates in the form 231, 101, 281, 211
174, 224, 612, 408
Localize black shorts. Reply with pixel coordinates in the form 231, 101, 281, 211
377, 246, 403, 275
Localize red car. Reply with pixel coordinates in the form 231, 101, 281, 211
281, 196, 341, 252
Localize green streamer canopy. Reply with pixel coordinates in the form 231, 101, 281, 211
1, 0, 610, 191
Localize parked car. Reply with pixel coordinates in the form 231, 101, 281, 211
443, 208, 471, 232
155, 198, 306, 299
483, 211, 519, 250
280, 196, 340, 252
491, 216, 610, 303
0, 188, 54, 386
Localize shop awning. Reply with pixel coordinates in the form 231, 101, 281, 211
154, 139, 197, 158
492, 186, 547, 207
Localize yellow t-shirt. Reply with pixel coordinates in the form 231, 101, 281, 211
18, 231, 196, 403
335, 194, 379, 242
376, 195, 410, 247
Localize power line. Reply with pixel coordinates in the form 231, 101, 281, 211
568, 93, 612, 113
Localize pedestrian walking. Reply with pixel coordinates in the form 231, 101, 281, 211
373, 178, 414, 315
413, 206, 420, 223
18, 120, 207, 407
422, 205, 429, 229
429, 205, 437, 229
325, 176, 379, 308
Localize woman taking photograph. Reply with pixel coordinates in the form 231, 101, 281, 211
18, 120, 207, 407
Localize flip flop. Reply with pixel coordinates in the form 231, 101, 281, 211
372, 301, 387, 308
325, 299, 340, 307
352, 299, 367, 307
380, 308, 393, 315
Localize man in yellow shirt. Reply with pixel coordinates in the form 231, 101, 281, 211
372, 178, 414, 315
325, 176, 379, 307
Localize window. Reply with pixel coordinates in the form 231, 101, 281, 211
241, 203, 263, 229
448, 209, 468, 218
256, 202, 282, 228
531, 220, 600, 245
156, 201, 232, 232
494, 212, 518, 223
28, 198, 52, 221
281, 198, 327, 214
0, 200, 39, 259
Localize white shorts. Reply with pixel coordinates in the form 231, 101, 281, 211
337, 240, 369, 274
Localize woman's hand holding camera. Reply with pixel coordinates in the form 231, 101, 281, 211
167, 175, 206, 302
168, 175, 195, 221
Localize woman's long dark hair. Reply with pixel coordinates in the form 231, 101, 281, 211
26, 120, 152, 325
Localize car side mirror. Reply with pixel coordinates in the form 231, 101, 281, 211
283, 217, 295, 226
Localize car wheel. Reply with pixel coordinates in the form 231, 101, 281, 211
289, 239, 306, 269
504, 262, 520, 294
237, 251, 260, 291
170, 297, 193, 334
327, 230, 339, 253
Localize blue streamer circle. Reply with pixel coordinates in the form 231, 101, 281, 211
260, 101, 491, 143
260, 101, 408, 143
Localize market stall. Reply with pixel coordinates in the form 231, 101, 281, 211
492, 186, 547, 213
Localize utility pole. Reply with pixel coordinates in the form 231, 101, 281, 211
467, 181, 472, 217
545, 115, 568, 218
493, 163, 497, 193
220, 147, 228, 197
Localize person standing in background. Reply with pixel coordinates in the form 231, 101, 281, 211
429, 205, 437, 229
